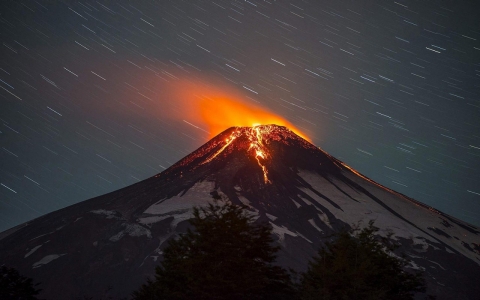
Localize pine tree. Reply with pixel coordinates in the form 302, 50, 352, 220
0, 265, 42, 300
133, 198, 295, 300
299, 220, 426, 300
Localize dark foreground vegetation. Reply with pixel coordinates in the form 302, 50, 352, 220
133, 197, 429, 300
2, 198, 430, 300
0, 265, 41, 300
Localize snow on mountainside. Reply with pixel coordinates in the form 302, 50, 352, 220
0, 125, 479, 300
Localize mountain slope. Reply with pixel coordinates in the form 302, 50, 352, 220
0, 125, 479, 299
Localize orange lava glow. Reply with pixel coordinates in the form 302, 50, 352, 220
201, 134, 237, 165
200, 125, 275, 183
161, 77, 310, 142
249, 126, 271, 183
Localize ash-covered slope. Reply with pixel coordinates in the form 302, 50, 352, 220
0, 125, 479, 299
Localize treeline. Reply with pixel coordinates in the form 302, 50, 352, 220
2, 199, 431, 300
133, 199, 429, 300
0, 265, 41, 300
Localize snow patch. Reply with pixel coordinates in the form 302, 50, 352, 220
318, 213, 332, 228
270, 222, 298, 242
291, 199, 301, 208
170, 211, 193, 229
138, 215, 172, 226
428, 260, 446, 270
300, 197, 313, 206
143, 181, 216, 229
266, 213, 277, 221
32, 254, 65, 268
110, 223, 152, 242
25, 245, 42, 258
156, 235, 172, 252
407, 259, 425, 271
237, 196, 252, 206
270, 222, 312, 244
90, 209, 119, 219
308, 219, 323, 232
236, 198, 261, 222
29, 232, 52, 241
295, 231, 313, 243
145, 200, 197, 215
411, 236, 440, 252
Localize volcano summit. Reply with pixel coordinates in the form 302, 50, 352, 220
0, 125, 479, 299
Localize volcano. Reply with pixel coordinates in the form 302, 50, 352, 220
0, 125, 479, 299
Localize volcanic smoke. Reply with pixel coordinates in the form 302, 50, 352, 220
158, 77, 310, 142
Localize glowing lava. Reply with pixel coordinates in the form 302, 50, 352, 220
248, 126, 272, 183
201, 125, 283, 183
201, 134, 237, 165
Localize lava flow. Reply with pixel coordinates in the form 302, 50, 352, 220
248, 126, 272, 183
201, 125, 280, 183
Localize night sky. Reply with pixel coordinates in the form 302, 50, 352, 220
1, 0, 480, 232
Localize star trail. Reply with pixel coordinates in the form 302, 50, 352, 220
1, 0, 479, 231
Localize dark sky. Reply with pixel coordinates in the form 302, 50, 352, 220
1, 0, 479, 232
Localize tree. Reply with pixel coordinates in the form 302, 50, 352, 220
0, 265, 41, 300
300, 221, 426, 300
133, 198, 295, 300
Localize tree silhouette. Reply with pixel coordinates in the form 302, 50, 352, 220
0, 265, 41, 300
133, 198, 295, 300
133, 201, 429, 300
299, 220, 427, 300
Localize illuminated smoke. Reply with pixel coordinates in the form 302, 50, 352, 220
159, 76, 310, 142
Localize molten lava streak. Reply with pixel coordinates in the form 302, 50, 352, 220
201, 125, 278, 183
201, 135, 237, 165
248, 126, 272, 183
